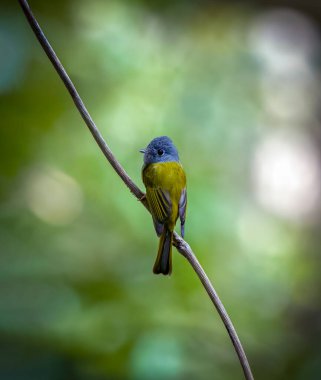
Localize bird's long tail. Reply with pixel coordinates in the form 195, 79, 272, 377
153, 227, 173, 275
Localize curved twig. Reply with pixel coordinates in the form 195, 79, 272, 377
18, 1, 254, 379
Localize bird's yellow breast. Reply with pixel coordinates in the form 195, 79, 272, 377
142, 162, 186, 193
142, 162, 186, 227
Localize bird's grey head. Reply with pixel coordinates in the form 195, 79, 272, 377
140, 136, 179, 165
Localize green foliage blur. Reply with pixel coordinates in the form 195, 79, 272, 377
1, 0, 321, 379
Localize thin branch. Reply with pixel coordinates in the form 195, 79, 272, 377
18, 1, 254, 379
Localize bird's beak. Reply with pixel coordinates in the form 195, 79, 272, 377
139, 149, 146, 153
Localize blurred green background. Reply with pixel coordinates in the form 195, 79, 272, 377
1, 0, 321, 379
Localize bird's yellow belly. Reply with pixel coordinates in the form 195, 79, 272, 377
142, 162, 186, 227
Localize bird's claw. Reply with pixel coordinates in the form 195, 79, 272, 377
139, 194, 146, 202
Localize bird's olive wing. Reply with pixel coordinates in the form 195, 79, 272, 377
146, 187, 171, 237
179, 188, 187, 238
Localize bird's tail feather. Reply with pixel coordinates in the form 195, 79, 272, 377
153, 227, 172, 275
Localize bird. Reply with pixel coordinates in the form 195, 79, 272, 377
140, 136, 187, 275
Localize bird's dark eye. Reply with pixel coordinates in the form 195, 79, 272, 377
157, 149, 164, 156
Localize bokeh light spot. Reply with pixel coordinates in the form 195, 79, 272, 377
249, 8, 320, 73
252, 131, 321, 222
25, 166, 84, 225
